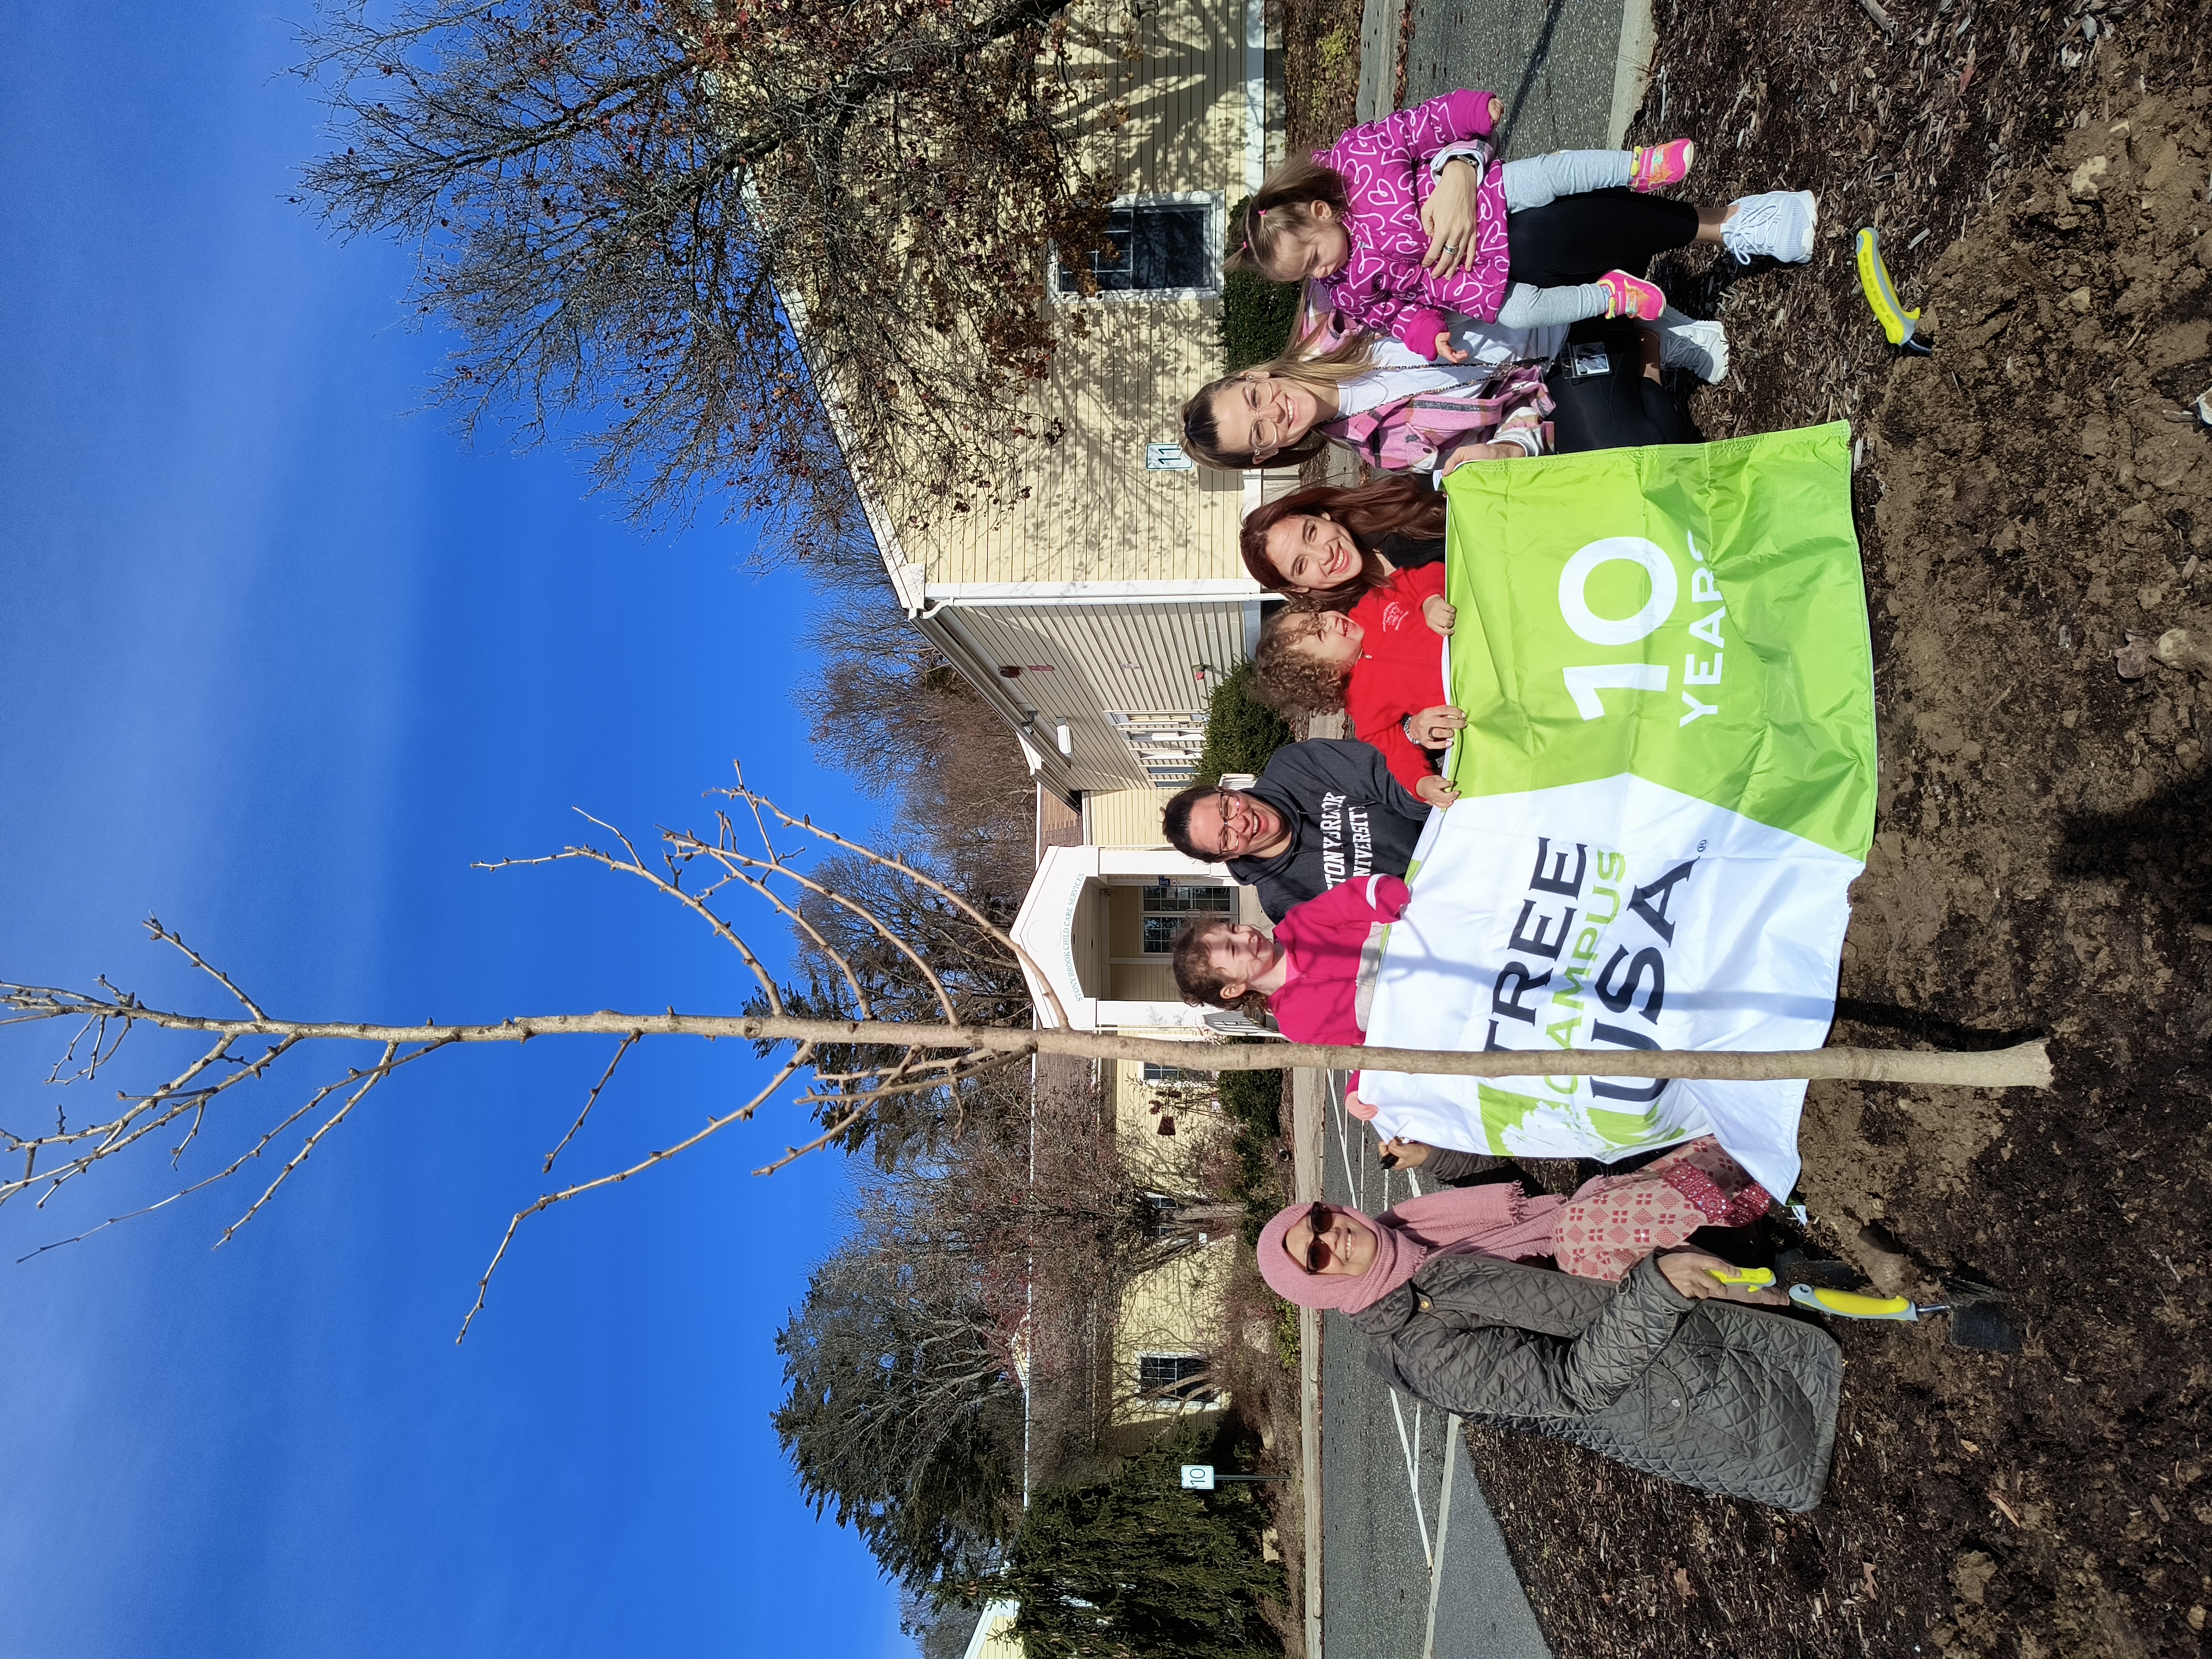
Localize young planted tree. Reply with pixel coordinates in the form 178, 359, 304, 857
0, 776, 2052, 1343
298, 0, 1130, 539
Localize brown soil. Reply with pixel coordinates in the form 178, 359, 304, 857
1456, 6, 2212, 1658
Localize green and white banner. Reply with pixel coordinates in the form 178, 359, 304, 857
1361, 423, 1876, 1198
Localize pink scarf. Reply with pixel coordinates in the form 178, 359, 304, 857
1256, 1184, 1566, 1313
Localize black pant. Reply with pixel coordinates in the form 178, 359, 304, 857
1545, 318, 1698, 452
1505, 188, 1699, 286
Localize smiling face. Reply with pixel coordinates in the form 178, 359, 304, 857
1206, 374, 1327, 464
1282, 1203, 1378, 1278
1181, 789, 1290, 861
1202, 920, 1283, 999
1263, 512, 1367, 594
1289, 608, 1365, 669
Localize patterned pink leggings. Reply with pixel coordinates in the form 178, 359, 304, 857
1552, 1136, 1771, 1281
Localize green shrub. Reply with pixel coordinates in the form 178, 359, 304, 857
1195, 660, 1294, 786
1218, 199, 1301, 373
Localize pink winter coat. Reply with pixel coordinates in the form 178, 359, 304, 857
1269, 874, 1413, 1095
1310, 90, 1512, 354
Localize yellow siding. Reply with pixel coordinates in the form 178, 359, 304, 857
1108, 962, 1179, 1002
1108, 887, 1147, 957
1114, 1245, 1235, 1422
905, 0, 1254, 588
1086, 786, 1171, 847
972, 1607, 1023, 1659
1107, 1060, 1232, 1420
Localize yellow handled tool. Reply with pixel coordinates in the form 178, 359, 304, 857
1788, 1283, 1939, 1321
1707, 1266, 1775, 1288
1854, 227, 1932, 356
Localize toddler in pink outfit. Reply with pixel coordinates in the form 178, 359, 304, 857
1229, 91, 1707, 359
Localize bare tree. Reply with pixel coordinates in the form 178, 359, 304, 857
0, 775, 2053, 1341
296, 0, 1129, 538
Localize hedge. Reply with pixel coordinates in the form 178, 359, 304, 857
1217, 198, 1301, 372
1193, 659, 1294, 787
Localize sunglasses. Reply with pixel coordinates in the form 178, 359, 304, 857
1300, 1202, 1336, 1273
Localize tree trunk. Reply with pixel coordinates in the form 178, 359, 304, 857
109, 1006, 2053, 1089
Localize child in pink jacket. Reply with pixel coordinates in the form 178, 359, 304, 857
1171, 875, 1411, 1117
1228, 92, 1811, 362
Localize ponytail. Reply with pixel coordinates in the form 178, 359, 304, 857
1225, 156, 1353, 279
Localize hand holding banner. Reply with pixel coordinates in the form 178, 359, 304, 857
1359, 423, 1877, 1198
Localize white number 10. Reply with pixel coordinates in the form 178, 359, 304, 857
1557, 537, 1678, 721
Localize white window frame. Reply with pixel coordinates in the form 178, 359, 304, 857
1136, 1351, 1216, 1406
1050, 192, 1225, 304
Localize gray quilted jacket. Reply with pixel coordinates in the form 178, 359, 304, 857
1348, 1252, 1842, 1510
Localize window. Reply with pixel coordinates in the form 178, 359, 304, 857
1053, 194, 1223, 301
1141, 1062, 1207, 1083
1138, 1353, 1214, 1402
1142, 884, 1233, 954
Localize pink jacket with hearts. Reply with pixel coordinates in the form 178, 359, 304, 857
1309, 90, 1512, 353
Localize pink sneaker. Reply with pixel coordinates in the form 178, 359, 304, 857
1631, 138, 1696, 191
1597, 269, 1665, 321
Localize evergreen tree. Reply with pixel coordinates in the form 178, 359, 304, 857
1003, 1426, 1283, 1658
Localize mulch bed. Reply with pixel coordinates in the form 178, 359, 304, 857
1279, 0, 1368, 156
1443, 4, 2212, 1656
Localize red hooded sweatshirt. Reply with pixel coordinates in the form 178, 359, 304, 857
1346, 564, 1451, 793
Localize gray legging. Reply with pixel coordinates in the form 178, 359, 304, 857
1493, 151, 1679, 329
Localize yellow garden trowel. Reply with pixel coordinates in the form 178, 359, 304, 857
1789, 1282, 2017, 1352
1707, 1266, 1775, 1289
1855, 227, 1933, 355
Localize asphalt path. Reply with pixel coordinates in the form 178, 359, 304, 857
1319, 1074, 1546, 1659
1400, 0, 1629, 157
1318, 4, 1645, 1647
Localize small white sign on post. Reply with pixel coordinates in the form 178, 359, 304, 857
1179, 1464, 1216, 1491
1145, 443, 1195, 471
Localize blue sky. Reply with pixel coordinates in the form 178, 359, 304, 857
0, 6, 912, 1655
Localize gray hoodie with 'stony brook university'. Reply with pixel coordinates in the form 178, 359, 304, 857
1228, 739, 1432, 922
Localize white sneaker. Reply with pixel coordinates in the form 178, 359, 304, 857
1657, 318, 1730, 383
1721, 190, 1817, 265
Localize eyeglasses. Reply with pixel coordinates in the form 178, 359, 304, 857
1242, 385, 1280, 457
1300, 1202, 1335, 1273
1199, 788, 1247, 858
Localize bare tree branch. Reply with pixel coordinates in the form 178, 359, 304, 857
0, 984, 2057, 1089
147, 917, 269, 1020
458, 1046, 814, 1342
544, 1031, 640, 1173
729, 783, 1073, 1030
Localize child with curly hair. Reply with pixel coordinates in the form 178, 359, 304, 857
1251, 562, 1464, 797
